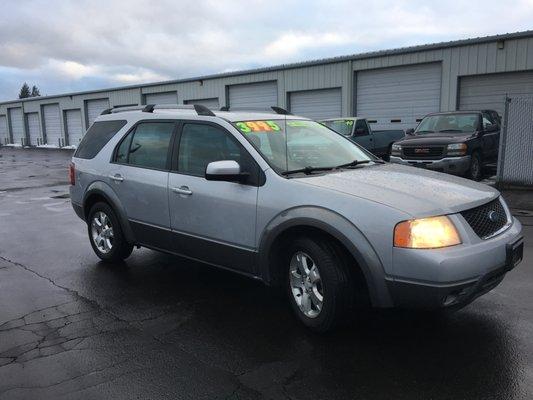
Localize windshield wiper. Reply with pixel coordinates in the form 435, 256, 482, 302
281, 159, 376, 176
334, 159, 373, 169
281, 165, 336, 176
416, 130, 434, 133
437, 129, 463, 133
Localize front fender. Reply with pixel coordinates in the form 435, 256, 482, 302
83, 181, 135, 244
257, 206, 393, 307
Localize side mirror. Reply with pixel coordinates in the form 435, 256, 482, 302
205, 160, 248, 183
484, 124, 497, 132
405, 128, 415, 135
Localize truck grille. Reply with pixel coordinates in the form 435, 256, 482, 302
402, 146, 444, 159
460, 198, 509, 239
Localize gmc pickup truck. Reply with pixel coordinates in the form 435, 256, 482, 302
320, 118, 405, 159
390, 110, 501, 181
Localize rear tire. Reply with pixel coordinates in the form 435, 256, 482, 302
467, 152, 482, 181
285, 236, 355, 333
87, 202, 133, 262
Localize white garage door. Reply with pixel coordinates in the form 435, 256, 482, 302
184, 98, 219, 109
356, 63, 442, 131
9, 108, 25, 145
289, 88, 342, 119
26, 113, 40, 146
0, 115, 8, 144
86, 98, 110, 128
228, 81, 277, 109
459, 71, 533, 116
145, 91, 178, 105
65, 109, 83, 146
43, 104, 62, 146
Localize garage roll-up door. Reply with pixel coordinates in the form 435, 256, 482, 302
356, 63, 441, 131
145, 91, 178, 105
459, 71, 533, 116
9, 108, 24, 145
26, 113, 40, 146
43, 104, 62, 146
184, 98, 219, 109
228, 81, 277, 109
289, 88, 342, 119
86, 98, 110, 128
0, 115, 8, 144
65, 109, 83, 146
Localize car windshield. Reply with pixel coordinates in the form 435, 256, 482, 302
232, 119, 372, 174
320, 119, 354, 136
416, 113, 479, 134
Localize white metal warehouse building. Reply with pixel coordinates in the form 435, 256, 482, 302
1, 30, 533, 147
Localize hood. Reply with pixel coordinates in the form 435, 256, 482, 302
396, 133, 474, 145
296, 163, 499, 217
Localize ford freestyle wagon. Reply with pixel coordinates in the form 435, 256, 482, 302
70, 104, 523, 332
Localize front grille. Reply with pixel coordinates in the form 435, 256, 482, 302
402, 146, 444, 159
460, 198, 509, 239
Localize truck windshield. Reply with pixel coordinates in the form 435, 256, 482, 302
320, 119, 354, 136
232, 119, 372, 174
416, 114, 479, 134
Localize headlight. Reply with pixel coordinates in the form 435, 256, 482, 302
394, 216, 461, 249
391, 144, 402, 155
446, 143, 467, 156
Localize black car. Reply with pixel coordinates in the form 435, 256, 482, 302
389, 110, 500, 180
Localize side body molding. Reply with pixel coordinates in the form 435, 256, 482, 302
82, 181, 136, 244
257, 206, 393, 307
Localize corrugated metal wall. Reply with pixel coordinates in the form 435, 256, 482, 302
0, 33, 532, 147
497, 96, 533, 186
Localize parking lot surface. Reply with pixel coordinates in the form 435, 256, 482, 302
0, 147, 532, 400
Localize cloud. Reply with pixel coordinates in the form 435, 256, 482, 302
0, 0, 532, 100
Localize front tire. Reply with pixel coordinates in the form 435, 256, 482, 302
285, 236, 355, 332
87, 202, 133, 262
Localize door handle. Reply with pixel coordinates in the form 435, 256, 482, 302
171, 186, 193, 196
109, 174, 124, 182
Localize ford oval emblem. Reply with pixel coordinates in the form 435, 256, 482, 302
488, 210, 499, 223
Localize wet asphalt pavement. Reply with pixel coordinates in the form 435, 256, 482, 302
0, 147, 532, 400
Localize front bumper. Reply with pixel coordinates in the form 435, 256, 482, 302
390, 155, 471, 176
387, 216, 523, 308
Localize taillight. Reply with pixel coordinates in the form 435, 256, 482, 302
69, 162, 76, 185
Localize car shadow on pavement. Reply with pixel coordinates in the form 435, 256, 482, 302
79, 249, 519, 399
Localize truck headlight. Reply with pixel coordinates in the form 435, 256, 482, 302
446, 143, 467, 156
391, 144, 402, 156
394, 216, 461, 249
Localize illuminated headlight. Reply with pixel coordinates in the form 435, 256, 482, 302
446, 143, 467, 156
394, 216, 461, 249
391, 144, 402, 156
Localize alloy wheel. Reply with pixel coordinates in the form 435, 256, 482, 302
91, 211, 114, 254
289, 251, 323, 318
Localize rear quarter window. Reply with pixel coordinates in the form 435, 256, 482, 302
74, 120, 127, 159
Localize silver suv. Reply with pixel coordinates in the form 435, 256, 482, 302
70, 104, 523, 332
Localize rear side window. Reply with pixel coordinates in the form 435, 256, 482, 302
74, 120, 127, 159
114, 122, 175, 170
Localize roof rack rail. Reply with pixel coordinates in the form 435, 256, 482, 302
218, 106, 291, 115
100, 104, 217, 117
271, 106, 291, 115
193, 104, 216, 117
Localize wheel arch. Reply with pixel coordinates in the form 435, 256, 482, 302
82, 181, 135, 244
257, 206, 393, 307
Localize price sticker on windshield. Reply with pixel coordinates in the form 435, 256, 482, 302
235, 120, 281, 133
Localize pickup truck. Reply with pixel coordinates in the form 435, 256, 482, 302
389, 110, 501, 181
320, 118, 405, 159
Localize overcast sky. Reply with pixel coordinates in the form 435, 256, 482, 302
1, 0, 532, 101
